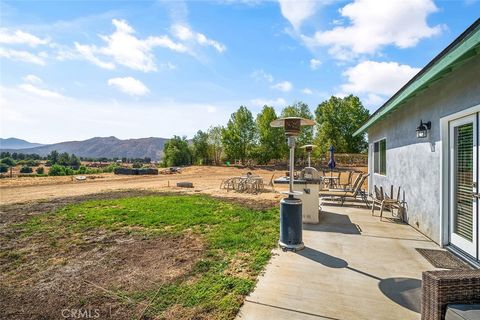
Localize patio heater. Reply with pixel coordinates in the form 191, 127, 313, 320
301, 144, 315, 167
271, 117, 316, 251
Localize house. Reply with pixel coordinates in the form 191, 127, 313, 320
354, 19, 480, 265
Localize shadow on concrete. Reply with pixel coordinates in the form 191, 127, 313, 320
379, 278, 421, 313
297, 247, 421, 313
303, 211, 361, 235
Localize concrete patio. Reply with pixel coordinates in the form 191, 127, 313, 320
237, 200, 441, 320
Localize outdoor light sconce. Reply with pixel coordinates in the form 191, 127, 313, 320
416, 120, 431, 139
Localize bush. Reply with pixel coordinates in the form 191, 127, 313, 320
132, 162, 142, 168
36, 167, 45, 174
20, 166, 33, 174
76, 166, 87, 174
48, 164, 66, 176
0, 163, 8, 173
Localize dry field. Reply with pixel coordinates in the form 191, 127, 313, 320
0, 165, 367, 205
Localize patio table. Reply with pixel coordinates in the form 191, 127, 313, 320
323, 176, 340, 189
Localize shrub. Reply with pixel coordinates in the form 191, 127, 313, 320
36, 167, 45, 174
132, 162, 142, 168
0, 163, 8, 173
49, 164, 66, 176
20, 166, 33, 174
76, 166, 87, 174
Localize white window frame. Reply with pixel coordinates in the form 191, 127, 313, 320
373, 138, 387, 176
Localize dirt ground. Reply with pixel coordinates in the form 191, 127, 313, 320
0, 165, 367, 205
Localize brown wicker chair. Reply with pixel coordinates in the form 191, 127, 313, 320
422, 270, 480, 320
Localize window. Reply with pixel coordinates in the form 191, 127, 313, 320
373, 139, 386, 175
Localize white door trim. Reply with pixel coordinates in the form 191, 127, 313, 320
440, 104, 480, 249
448, 114, 477, 257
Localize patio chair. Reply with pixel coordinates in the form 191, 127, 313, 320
319, 174, 370, 207
372, 185, 404, 221
339, 170, 353, 190
422, 270, 480, 320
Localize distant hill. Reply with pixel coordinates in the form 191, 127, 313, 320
0, 136, 168, 160
0, 138, 44, 149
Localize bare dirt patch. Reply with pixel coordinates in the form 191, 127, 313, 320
1, 229, 204, 320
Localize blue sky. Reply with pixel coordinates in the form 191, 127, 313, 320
0, 0, 479, 143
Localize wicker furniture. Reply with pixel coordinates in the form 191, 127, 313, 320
422, 270, 480, 320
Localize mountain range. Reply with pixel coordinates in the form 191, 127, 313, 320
0, 138, 44, 149
0, 136, 168, 160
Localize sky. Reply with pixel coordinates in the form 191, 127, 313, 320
0, 0, 479, 144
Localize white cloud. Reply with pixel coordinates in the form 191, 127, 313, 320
207, 106, 217, 113
0, 47, 46, 65
0, 28, 49, 47
171, 24, 226, 53
74, 43, 115, 70
0, 85, 231, 143
309, 58, 321, 70
271, 81, 293, 92
23, 74, 43, 84
278, 0, 320, 30
250, 69, 274, 83
341, 60, 420, 96
19, 83, 65, 99
302, 0, 442, 59
302, 88, 313, 95
75, 19, 188, 72
107, 77, 150, 96
250, 97, 287, 107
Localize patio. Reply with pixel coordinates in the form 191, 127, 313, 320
237, 200, 441, 320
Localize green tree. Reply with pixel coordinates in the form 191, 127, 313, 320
58, 152, 70, 166
163, 136, 192, 167
0, 163, 8, 173
36, 167, 45, 174
47, 150, 59, 165
254, 105, 285, 164
314, 95, 370, 154
192, 130, 210, 165
70, 154, 81, 168
20, 166, 33, 173
207, 126, 223, 165
280, 102, 315, 158
0, 157, 16, 167
221, 106, 256, 164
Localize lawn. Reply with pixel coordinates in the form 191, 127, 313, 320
0, 193, 278, 319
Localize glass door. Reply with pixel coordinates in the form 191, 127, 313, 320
449, 114, 478, 258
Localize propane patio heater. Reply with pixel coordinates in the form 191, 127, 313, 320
301, 144, 315, 167
270, 117, 316, 251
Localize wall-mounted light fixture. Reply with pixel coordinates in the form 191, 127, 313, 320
416, 120, 431, 139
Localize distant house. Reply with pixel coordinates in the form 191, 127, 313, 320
354, 19, 480, 265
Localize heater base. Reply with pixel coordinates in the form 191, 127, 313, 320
278, 241, 305, 252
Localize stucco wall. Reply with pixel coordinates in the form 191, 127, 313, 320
367, 54, 480, 243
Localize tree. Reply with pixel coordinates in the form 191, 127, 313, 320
192, 130, 210, 165
47, 150, 59, 165
221, 106, 256, 164
0, 157, 16, 167
281, 102, 315, 158
207, 126, 223, 165
254, 105, 285, 164
163, 136, 192, 167
0, 163, 8, 173
36, 167, 45, 174
70, 154, 81, 168
58, 152, 70, 166
314, 95, 370, 154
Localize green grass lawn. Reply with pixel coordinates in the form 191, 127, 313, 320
4, 194, 278, 319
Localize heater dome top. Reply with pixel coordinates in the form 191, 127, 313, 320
270, 117, 316, 136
